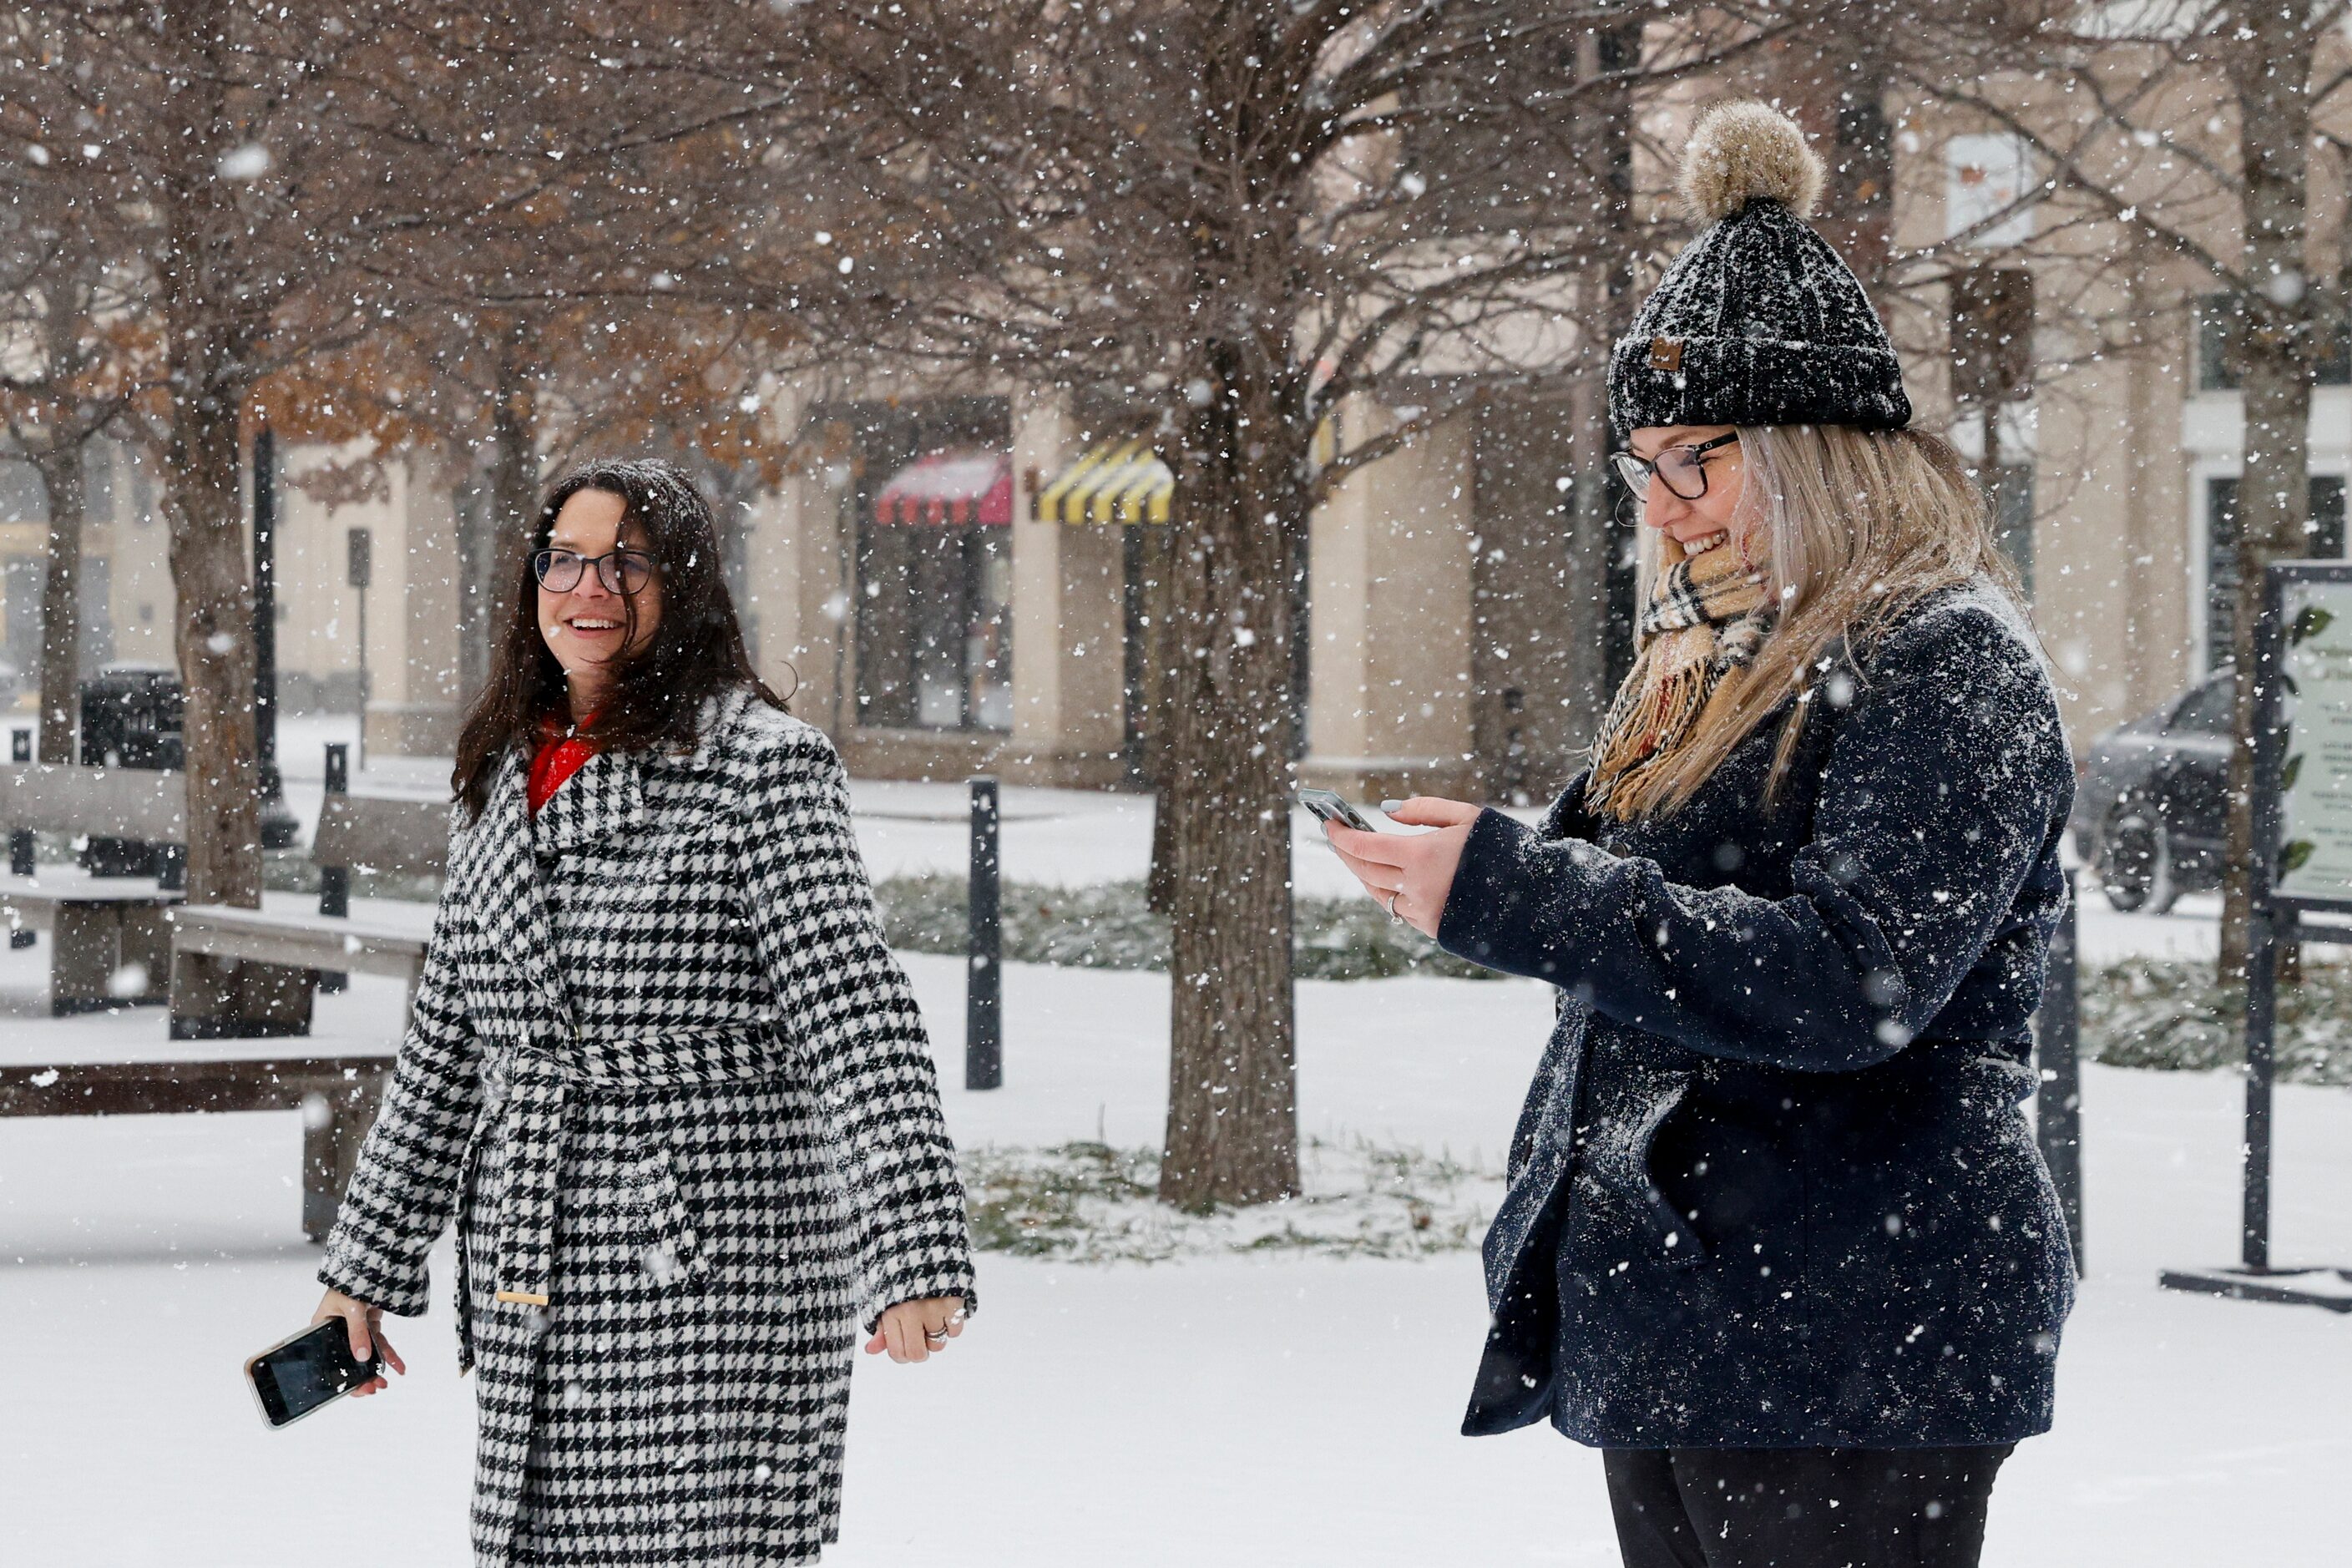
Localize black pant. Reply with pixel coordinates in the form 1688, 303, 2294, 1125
1602, 1444, 2012, 1568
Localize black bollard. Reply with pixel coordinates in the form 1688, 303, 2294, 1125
318, 742, 351, 994
2034, 866, 2085, 1277
8, 822, 29, 948
10, 718, 31, 947
966, 775, 1002, 1091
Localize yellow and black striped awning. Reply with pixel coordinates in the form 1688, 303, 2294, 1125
1033, 439, 1173, 525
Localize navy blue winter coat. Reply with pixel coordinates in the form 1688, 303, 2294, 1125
1437, 582, 2076, 1449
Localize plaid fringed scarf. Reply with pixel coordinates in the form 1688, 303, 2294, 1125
1585, 538, 1776, 820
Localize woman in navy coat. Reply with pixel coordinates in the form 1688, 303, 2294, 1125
1328, 104, 2075, 1568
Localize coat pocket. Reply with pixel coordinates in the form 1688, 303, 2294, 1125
1560, 1068, 1709, 1268
618, 1144, 710, 1289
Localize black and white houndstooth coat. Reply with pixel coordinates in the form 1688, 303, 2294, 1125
319, 685, 975, 1566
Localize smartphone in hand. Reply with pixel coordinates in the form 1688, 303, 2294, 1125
246, 1320, 382, 1429
1297, 787, 1378, 833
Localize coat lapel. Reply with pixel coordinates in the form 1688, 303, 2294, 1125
530, 743, 650, 856
474, 750, 572, 1029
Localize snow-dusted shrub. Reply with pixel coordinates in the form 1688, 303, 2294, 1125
2080, 958, 2352, 1086
870, 873, 1504, 981
960, 1136, 1500, 1262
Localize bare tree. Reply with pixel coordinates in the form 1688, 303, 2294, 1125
3, 6, 796, 965
1887, 1, 2352, 992
0, 10, 164, 765
672, 0, 1797, 1206
0, 244, 154, 766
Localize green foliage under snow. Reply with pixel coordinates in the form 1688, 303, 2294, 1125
873, 873, 1503, 982
2080, 957, 2352, 1086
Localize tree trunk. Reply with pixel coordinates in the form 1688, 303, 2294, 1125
154, 0, 301, 1031
1156, 345, 1304, 1210
161, 312, 262, 910
2219, 22, 2315, 991
31, 443, 86, 766
159, 0, 260, 911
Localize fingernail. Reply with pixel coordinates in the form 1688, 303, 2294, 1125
1380, 799, 1405, 813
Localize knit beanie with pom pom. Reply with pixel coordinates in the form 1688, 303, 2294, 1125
1608, 100, 1912, 436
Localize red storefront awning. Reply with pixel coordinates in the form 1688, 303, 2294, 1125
873, 447, 1014, 526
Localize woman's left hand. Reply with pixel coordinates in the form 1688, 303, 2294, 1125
866, 1296, 968, 1364
1324, 796, 1482, 938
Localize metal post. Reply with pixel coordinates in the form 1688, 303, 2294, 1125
966, 775, 1002, 1090
252, 425, 298, 850
319, 742, 351, 993
2238, 560, 2298, 1275
2243, 913, 2279, 1273
2035, 867, 2085, 1277
319, 743, 352, 919
346, 528, 372, 774
7, 823, 28, 948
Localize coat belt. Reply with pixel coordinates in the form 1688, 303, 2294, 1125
471, 1025, 785, 1317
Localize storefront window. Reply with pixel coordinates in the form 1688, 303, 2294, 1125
852, 426, 1014, 732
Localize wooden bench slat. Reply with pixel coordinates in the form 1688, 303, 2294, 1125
0, 763, 185, 841
0, 871, 182, 933
314, 793, 449, 880
168, 903, 431, 979
0, 1056, 389, 1117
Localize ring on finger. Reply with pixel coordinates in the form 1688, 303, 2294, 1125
1385, 888, 1404, 923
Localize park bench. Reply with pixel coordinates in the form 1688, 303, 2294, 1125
166, 746, 448, 1031
1, 746, 447, 1242
0, 761, 185, 1014
0, 1053, 389, 1242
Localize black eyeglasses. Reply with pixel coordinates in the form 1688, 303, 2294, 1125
532, 547, 656, 594
1611, 432, 1740, 501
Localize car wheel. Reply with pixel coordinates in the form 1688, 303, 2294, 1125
2102, 801, 2178, 915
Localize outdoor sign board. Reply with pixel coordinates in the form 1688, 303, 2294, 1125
2161, 560, 2352, 1312
2273, 571, 2352, 905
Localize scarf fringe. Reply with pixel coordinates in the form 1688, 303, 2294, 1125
1586, 548, 1774, 819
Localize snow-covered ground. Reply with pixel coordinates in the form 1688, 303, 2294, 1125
2, 744, 2319, 1562
3, 928, 2348, 1565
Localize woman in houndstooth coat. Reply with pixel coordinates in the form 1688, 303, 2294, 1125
310, 458, 975, 1566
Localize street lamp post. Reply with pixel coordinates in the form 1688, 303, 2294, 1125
346, 525, 372, 774
253, 424, 299, 850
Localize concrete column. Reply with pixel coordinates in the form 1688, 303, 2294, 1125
1302, 404, 1478, 801
107, 443, 174, 668
367, 452, 462, 758
740, 473, 815, 716
1007, 389, 1125, 786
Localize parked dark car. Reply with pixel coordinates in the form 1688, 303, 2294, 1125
2070, 667, 2232, 913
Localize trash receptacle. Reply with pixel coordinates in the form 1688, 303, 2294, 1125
78, 664, 184, 877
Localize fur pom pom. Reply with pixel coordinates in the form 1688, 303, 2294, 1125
1679, 101, 1823, 225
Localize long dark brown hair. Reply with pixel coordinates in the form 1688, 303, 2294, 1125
453, 458, 789, 816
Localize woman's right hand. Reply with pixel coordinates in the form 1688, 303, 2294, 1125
313, 1288, 406, 1397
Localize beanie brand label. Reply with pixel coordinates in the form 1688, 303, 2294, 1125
1648, 336, 1685, 371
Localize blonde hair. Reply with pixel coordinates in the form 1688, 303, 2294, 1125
1609, 422, 2031, 818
